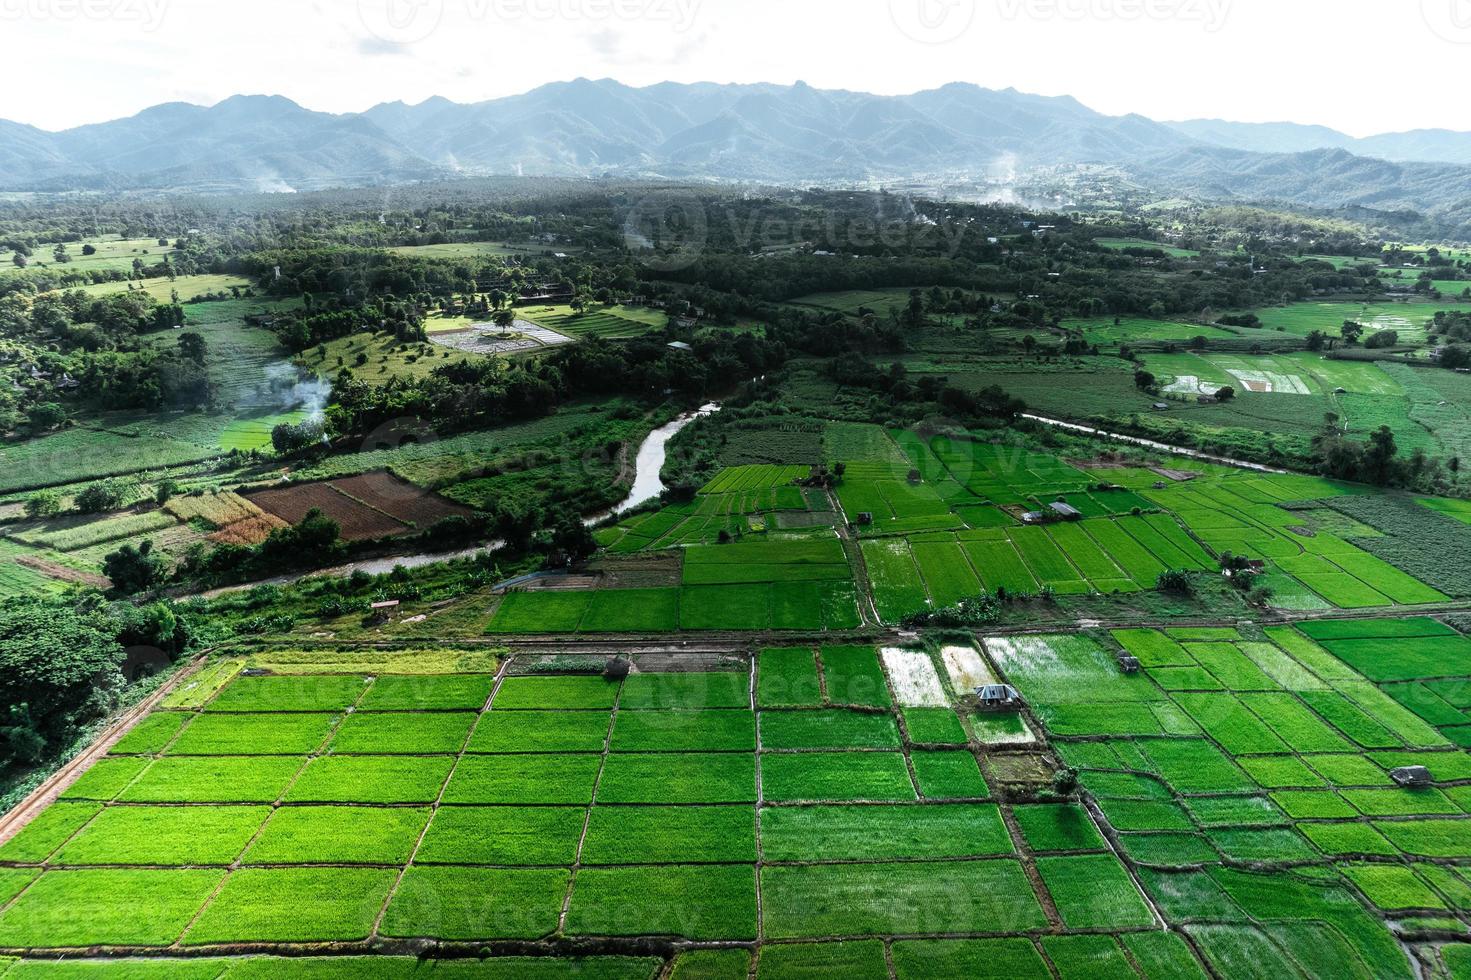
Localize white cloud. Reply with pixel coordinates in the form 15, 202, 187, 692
0, 0, 1461, 137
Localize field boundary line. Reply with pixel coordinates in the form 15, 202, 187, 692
826, 486, 880, 628
752, 653, 766, 956
998, 803, 1061, 932
556, 671, 622, 935
327, 483, 415, 532
171, 677, 375, 948
370, 655, 514, 940
0, 652, 213, 849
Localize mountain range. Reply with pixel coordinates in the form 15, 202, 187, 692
5, 79, 1471, 231
1165, 119, 1471, 166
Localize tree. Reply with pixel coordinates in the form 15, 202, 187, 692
154, 479, 181, 505
10, 254, 25, 269
103, 540, 166, 594
271, 419, 326, 454
1156, 569, 1194, 596
1341, 320, 1364, 345
27, 402, 65, 432
1441, 345, 1471, 370
1216, 385, 1235, 401
549, 516, 598, 566
0, 599, 125, 766
1364, 329, 1398, 349
1364, 425, 1399, 484
177, 331, 207, 365
1133, 369, 1156, 391
903, 289, 926, 327
255, 509, 344, 570
81, 244, 97, 256
492, 308, 516, 329
1305, 330, 1329, 352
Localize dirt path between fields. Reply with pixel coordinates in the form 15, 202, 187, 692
0, 654, 209, 848
827, 485, 881, 628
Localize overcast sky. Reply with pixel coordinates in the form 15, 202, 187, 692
2, 0, 1469, 134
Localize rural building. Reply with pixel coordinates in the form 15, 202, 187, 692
1048, 502, 1082, 521
666, 341, 693, 352
1390, 766, 1433, 787
976, 684, 1022, 711
1118, 655, 1142, 674
1020, 511, 1047, 525
1152, 402, 1170, 411
855, 512, 874, 526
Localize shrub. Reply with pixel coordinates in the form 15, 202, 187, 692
1156, 569, 1195, 596
75, 479, 130, 514
24, 491, 61, 519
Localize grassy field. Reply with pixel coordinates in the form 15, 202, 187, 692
1247, 301, 1447, 343
1096, 237, 1202, 258
787, 287, 931, 316
298, 331, 468, 384
62, 273, 254, 303
1069, 316, 1227, 346
387, 241, 570, 259
2, 236, 180, 278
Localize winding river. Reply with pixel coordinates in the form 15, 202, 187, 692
198, 403, 721, 597
606, 402, 721, 517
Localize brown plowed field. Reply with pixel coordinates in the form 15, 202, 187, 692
246, 483, 410, 542
331, 471, 473, 527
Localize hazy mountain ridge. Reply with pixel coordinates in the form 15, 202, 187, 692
1167, 118, 1471, 166
6, 79, 1471, 229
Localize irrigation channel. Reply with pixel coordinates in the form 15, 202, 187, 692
198, 403, 722, 597
1022, 413, 1288, 474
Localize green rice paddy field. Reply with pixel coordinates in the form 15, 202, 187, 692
574, 428, 1465, 630
5, 622, 1471, 976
